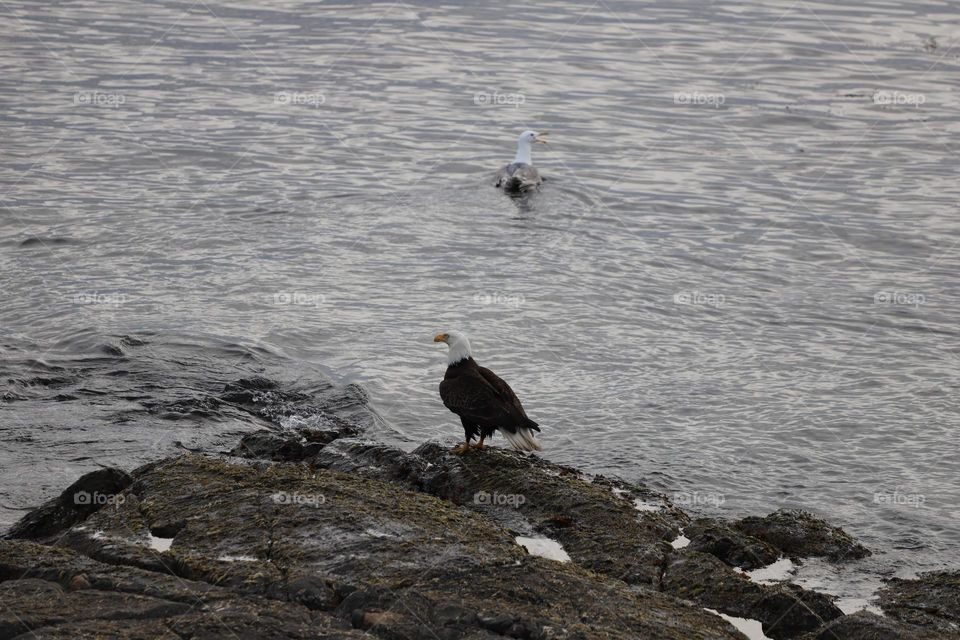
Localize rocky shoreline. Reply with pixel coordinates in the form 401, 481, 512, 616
2, 377, 958, 639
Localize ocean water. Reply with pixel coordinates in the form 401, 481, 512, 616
2, 0, 959, 608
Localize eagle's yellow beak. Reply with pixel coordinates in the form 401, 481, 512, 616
534, 132, 549, 144
433, 333, 449, 343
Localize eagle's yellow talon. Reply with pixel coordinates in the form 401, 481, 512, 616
451, 443, 471, 455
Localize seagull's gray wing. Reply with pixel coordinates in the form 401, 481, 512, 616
495, 162, 542, 193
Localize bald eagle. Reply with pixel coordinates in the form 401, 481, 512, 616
495, 130, 548, 194
433, 331, 542, 454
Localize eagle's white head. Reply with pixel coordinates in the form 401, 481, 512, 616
433, 330, 472, 364
514, 130, 548, 164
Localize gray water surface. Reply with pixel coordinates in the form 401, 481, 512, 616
2, 0, 959, 607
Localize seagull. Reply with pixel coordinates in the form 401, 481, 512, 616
495, 130, 548, 194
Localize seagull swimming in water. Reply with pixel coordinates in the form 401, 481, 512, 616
495, 130, 548, 194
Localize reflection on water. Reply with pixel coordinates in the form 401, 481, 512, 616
2, 0, 959, 606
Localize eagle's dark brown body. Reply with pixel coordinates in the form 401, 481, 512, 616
439, 356, 541, 450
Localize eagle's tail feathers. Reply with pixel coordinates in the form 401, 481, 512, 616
502, 426, 542, 452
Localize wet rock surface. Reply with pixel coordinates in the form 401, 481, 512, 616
661, 549, 843, 639
733, 509, 871, 562
0, 540, 366, 639
310, 440, 869, 639
3, 468, 132, 541
684, 517, 781, 570
3, 377, 955, 640
4, 455, 743, 640
798, 610, 956, 639
411, 441, 682, 586
878, 570, 960, 637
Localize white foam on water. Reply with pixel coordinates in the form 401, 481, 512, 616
279, 413, 333, 430
148, 534, 174, 552
746, 557, 796, 583
515, 536, 571, 563
836, 597, 883, 615
739, 557, 884, 615
786, 557, 885, 616
704, 608, 772, 640
671, 529, 690, 549
634, 498, 662, 512
609, 485, 664, 512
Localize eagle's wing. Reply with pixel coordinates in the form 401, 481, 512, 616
477, 366, 539, 432
439, 369, 520, 427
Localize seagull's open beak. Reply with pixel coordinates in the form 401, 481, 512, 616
433, 333, 448, 343
534, 132, 549, 144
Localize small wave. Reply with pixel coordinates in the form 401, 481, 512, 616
279, 413, 338, 430
18, 236, 78, 248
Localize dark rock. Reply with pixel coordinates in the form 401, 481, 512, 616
301, 428, 354, 445
230, 376, 279, 391
685, 517, 781, 569
662, 550, 844, 639
406, 442, 850, 640
0, 576, 187, 638
879, 570, 960, 636
26, 454, 743, 639
734, 508, 871, 562
0, 541, 364, 639
230, 429, 307, 461
313, 439, 862, 638
283, 576, 341, 611
4, 468, 132, 540
753, 583, 848, 639
799, 610, 954, 639
312, 437, 431, 484
4, 424, 900, 640
67, 573, 91, 591
413, 442, 682, 586
352, 610, 407, 630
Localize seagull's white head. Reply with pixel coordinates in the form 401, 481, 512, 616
514, 130, 548, 164
433, 330, 473, 364
518, 130, 548, 145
